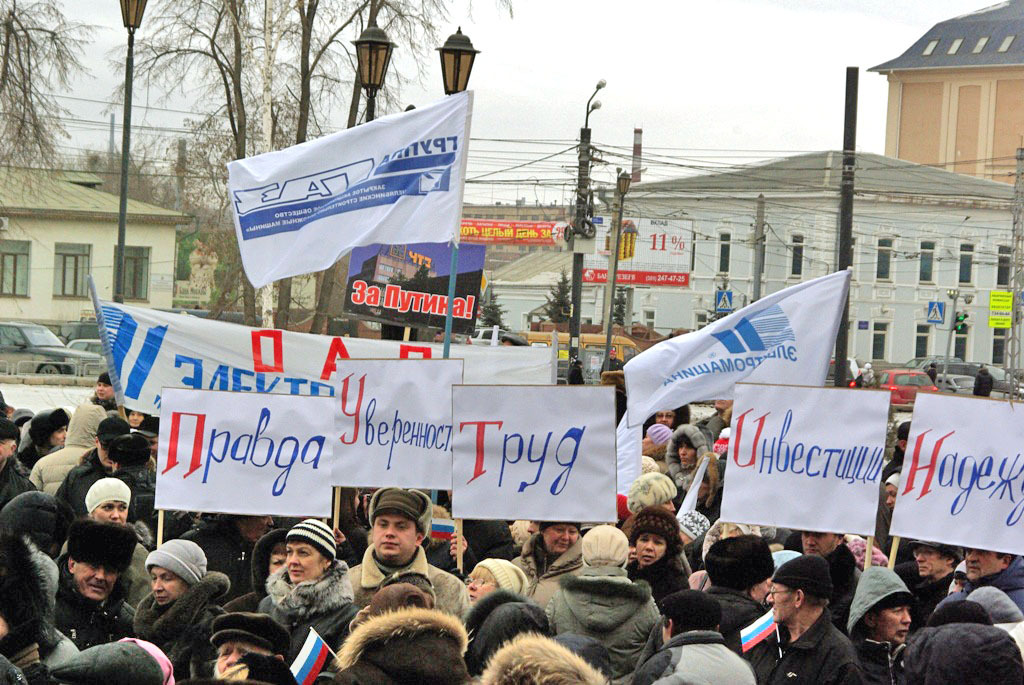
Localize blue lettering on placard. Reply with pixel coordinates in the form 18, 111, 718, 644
363, 397, 452, 470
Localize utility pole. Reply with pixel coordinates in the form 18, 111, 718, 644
1009, 148, 1024, 397
833, 66, 858, 387
752, 193, 765, 301
943, 289, 960, 383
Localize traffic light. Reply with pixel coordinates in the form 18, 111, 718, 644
955, 311, 969, 333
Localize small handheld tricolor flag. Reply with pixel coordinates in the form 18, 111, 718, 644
290, 627, 336, 685
431, 518, 457, 541
739, 608, 776, 653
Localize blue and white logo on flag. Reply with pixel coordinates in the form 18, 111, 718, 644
711, 305, 794, 355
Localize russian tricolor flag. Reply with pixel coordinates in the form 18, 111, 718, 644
739, 608, 776, 653
431, 518, 456, 541
290, 628, 335, 685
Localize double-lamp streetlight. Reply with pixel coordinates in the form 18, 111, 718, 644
601, 170, 632, 372
113, 0, 147, 303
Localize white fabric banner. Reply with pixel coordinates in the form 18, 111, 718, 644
451, 386, 617, 522
90, 295, 550, 416
616, 416, 642, 496
156, 389, 337, 516
623, 270, 851, 427
891, 394, 1024, 556
719, 383, 889, 537
228, 92, 472, 287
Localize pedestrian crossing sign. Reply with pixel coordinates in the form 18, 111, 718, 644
926, 301, 945, 325
716, 290, 734, 313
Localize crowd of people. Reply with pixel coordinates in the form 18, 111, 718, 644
0, 371, 1020, 684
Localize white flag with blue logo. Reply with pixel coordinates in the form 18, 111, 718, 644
624, 270, 851, 427
227, 92, 472, 288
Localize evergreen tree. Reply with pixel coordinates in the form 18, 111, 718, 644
544, 269, 572, 323
613, 288, 628, 326
480, 297, 507, 329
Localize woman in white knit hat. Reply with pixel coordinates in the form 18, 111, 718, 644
465, 558, 530, 602
84, 477, 150, 607
258, 518, 358, 661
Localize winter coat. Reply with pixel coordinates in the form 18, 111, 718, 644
257, 561, 358, 660
463, 519, 517, 561
464, 589, 550, 676
53, 554, 134, 650
909, 571, 953, 630
132, 571, 229, 680
49, 640, 168, 685
513, 532, 584, 608
53, 450, 109, 518
766, 609, 863, 685
854, 639, 904, 685
114, 463, 156, 536
348, 545, 469, 616
708, 585, 778, 683
664, 425, 710, 490
424, 535, 477, 578
29, 405, 105, 496
223, 527, 287, 613
904, 623, 1024, 684
0, 458, 34, 512
333, 607, 470, 684
938, 554, 1024, 614
545, 565, 660, 682
479, 632, 607, 685
846, 567, 912, 685
974, 368, 994, 396
827, 543, 861, 634
121, 541, 151, 609
627, 555, 689, 604
633, 630, 757, 685
181, 516, 256, 603
0, 655, 25, 685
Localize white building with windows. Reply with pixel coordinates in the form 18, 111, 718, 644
490, 151, 1015, 366
0, 169, 189, 325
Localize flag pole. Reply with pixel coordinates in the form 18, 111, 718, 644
887, 536, 901, 569
442, 245, 460, 359
865, 536, 874, 567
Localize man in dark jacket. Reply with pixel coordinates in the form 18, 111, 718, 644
800, 531, 860, 634
182, 515, 272, 604
766, 555, 863, 685
938, 548, 1024, 613
0, 417, 33, 511
54, 417, 130, 517
704, 535, 777, 682
904, 623, 1024, 684
108, 433, 156, 535
54, 519, 137, 650
847, 567, 912, 685
973, 365, 994, 396
904, 541, 960, 628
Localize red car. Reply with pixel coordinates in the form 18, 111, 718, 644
878, 369, 938, 408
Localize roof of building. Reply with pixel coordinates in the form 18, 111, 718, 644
0, 168, 191, 224
632, 150, 1014, 203
871, 1, 1024, 71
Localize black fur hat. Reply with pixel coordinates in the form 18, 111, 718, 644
108, 433, 151, 467
28, 408, 69, 445
66, 519, 136, 573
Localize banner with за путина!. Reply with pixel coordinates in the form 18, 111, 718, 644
890, 393, 1024, 557
450, 385, 618, 522
155, 389, 338, 517
718, 383, 890, 538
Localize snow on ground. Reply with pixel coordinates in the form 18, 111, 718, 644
2, 383, 95, 414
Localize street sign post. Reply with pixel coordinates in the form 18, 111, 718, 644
926, 301, 945, 325
715, 290, 734, 313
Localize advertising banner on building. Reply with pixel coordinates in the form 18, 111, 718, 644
342, 242, 485, 335
719, 383, 890, 537
451, 385, 617, 522
583, 217, 692, 287
460, 219, 563, 245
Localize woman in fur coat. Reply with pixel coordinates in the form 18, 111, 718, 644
257, 519, 359, 661
133, 539, 228, 680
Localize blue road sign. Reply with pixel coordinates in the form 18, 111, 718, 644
926, 301, 945, 325
716, 290, 734, 313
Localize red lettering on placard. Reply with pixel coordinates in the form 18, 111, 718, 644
165, 412, 206, 478
459, 420, 504, 484
399, 344, 433, 359
339, 374, 366, 445
903, 429, 955, 500
320, 337, 351, 380
731, 408, 770, 468
251, 330, 284, 373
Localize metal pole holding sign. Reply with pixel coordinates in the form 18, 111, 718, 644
442, 246, 459, 359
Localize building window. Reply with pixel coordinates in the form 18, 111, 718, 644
122, 246, 150, 300
954, 330, 968, 360
872, 323, 888, 360
998, 245, 1011, 287
999, 35, 1015, 52
959, 243, 974, 284
695, 312, 708, 329
915, 324, 930, 358
790, 234, 804, 276
973, 36, 989, 53
0, 240, 29, 296
718, 233, 731, 273
919, 240, 935, 283
54, 243, 92, 298
993, 328, 1008, 365
923, 39, 939, 56
643, 309, 655, 329
947, 38, 964, 54
876, 238, 893, 281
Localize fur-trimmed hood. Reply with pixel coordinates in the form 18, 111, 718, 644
480, 632, 606, 685
264, 560, 353, 621
249, 528, 287, 597
554, 566, 652, 632
464, 590, 549, 676
133, 571, 230, 645
464, 589, 529, 642
334, 606, 470, 684
0, 533, 62, 658
665, 424, 711, 489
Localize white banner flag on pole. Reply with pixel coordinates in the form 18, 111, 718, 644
623, 270, 851, 427
228, 92, 473, 288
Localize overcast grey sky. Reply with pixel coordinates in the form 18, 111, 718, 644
60, 0, 992, 204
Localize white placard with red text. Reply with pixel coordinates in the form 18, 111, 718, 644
719, 383, 890, 536
891, 393, 1024, 556
156, 389, 337, 516
451, 385, 617, 522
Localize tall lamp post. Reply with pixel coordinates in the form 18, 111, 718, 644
602, 170, 631, 371
568, 80, 605, 378
438, 27, 479, 359
353, 20, 396, 123
113, 0, 147, 303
